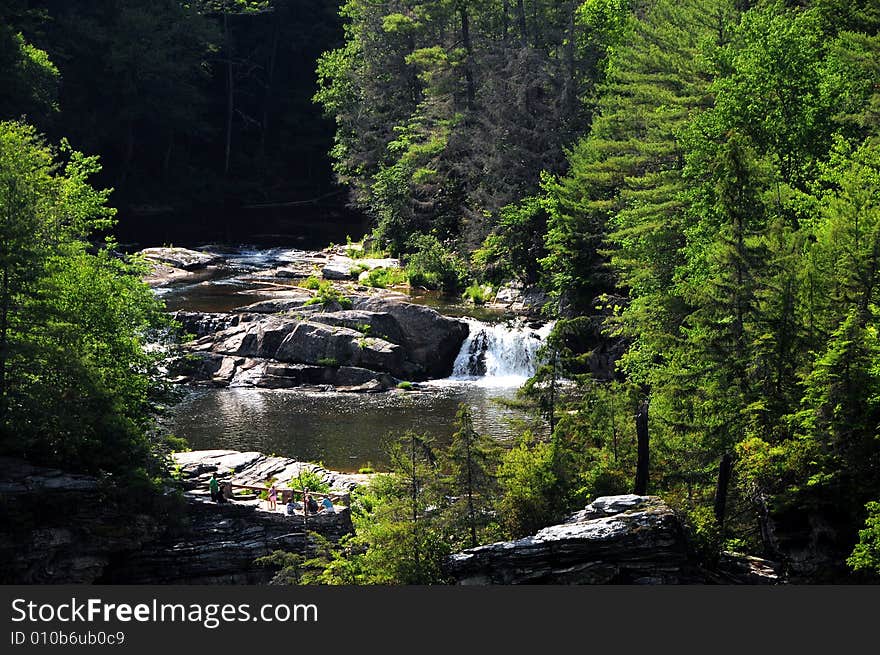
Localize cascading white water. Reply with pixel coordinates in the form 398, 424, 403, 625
448, 319, 555, 387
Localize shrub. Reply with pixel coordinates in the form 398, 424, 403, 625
364, 267, 408, 289
472, 195, 548, 286
304, 279, 353, 309
317, 357, 339, 367
497, 435, 561, 538
396, 381, 414, 391
302, 276, 322, 290
848, 501, 880, 574
291, 470, 331, 495
462, 282, 492, 305
404, 233, 468, 293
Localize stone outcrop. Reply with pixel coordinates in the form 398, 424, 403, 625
169, 351, 398, 392
0, 458, 158, 584
0, 453, 358, 585
172, 449, 371, 492
139, 247, 224, 271
171, 296, 469, 387
322, 255, 401, 280
138, 247, 224, 287
489, 281, 550, 316
99, 500, 350, 584
353, 295, 470, 378
446, 495, 781, 585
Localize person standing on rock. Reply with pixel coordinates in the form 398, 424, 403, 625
267, 482, 278, 511
209, 473, 221, 502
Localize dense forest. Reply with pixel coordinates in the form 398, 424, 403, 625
3, 0, 880, 583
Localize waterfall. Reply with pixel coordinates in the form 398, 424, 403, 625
449, 319, 554, 386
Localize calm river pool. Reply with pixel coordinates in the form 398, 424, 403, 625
163, 381, 541, 473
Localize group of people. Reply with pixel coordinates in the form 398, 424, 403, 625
285, 489, 335, 516
208, 474, 336, 515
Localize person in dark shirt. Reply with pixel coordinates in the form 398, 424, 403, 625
306, 493, 319, 514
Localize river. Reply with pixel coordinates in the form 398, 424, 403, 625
157, 244, 551, 472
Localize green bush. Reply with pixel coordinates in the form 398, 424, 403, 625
497, 435, 561, 538
396, 381, 414, 390
364, 267, 408, 289
404, 233, 469, 293
303, 279, 353, 309
302, 276, 322, 290
317, 357, 339, 367
462, 282, 492, 305
291, 470, 331, 495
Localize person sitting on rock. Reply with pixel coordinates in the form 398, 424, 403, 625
306, 493, 319, 514
286, 497, 302, 515
320, 496, 335, 513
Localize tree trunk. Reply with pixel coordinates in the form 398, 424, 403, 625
564, 2, 577, 115
714, 452, 733, 531
260, 17, 280, 171
465, 430, 477, 548
224, 12, 234, 177
515, 0, 528, 46
634, 400, 649, 495
502, 0, 510, 42
0, 264, 9, 422
459, 3, 476, 111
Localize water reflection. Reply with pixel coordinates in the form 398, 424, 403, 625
163, 384, 541, 473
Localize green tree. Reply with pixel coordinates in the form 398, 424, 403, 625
439, 404, 502, 548
0, 1, 58, 124
848, 501, 880, 576
0, 121, 169, 476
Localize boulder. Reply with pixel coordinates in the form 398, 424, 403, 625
138, 247, 225, 288
490, 281, 549, 316
309, 310, 406, 345
138, 247, 223, 271
447, 495, 782, 585
172, 311, 255, 338
447, 495, 692, 584
172, 449, 369, 492
185, 303, 464, 381
353, 296, 469, 378
229, 361, 397, 391
322, 255, 355, 279
274, 322, 409, 377
237, 294, 314, 314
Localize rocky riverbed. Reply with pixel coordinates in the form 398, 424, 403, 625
142, 245, 475, 391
